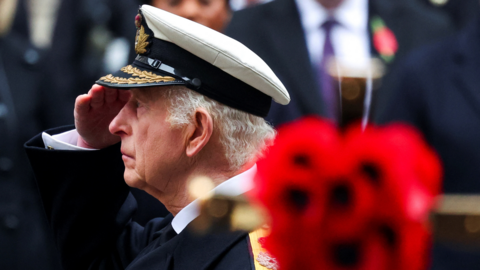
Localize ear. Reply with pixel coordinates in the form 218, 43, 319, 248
185, 108, 214, 157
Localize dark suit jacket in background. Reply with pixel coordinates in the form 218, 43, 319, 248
374, 14, 480, 270
0, 0, 63, 268
0, 33, 61, 270
24, 126, 253, 270
226, 0, 453, 127
374, 14, 480, 194
46, 0, 138, 126
420, 0, 479, 31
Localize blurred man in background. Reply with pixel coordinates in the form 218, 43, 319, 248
421, 0, 479, 31
148, 0, 232, 32
47, 0, 139, 126
226, 0, 453, 127
374, 6, 480, 270
0, 0, 61, 268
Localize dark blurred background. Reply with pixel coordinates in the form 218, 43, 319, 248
0, 0, 479, 269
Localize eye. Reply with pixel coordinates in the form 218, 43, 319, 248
136, 101, 148, 113
132, 99, 145, 114
134, 99, 150, 117
133, 98, 145, 108
199, 0, 211, 6
135, 102, 144, 117
169, 0, 181, 6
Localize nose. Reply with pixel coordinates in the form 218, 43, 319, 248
109, 100, 133, 137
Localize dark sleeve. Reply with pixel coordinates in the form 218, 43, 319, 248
24, 126, 166, 270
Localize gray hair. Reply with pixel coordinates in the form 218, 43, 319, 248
161, 86, 276, 171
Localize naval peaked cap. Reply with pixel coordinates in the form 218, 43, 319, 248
97, 5, 290, 117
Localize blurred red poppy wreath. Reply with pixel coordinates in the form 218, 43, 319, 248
251, 117, 442, 270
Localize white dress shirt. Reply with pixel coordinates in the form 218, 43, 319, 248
172, 165, 256, 233
42, 129, 257, 234
42, 129, 96, 151
295, 0, 373, 127
295, 0, 371, 69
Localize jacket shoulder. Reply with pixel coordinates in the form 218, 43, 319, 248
227, 0, 282, 35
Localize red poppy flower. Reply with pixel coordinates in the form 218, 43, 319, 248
252, 117, 441, 270
370, 16, 398, 62
373, 27, 398, 57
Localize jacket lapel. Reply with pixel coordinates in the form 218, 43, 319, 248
263, 0, 324, 116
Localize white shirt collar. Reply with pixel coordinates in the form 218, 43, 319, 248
295, 0, 368, 34
171, 164, 257, 234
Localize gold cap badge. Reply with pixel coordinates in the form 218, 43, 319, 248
134, 13, 149, 54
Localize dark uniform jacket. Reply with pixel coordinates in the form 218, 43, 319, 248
25, 126, 254, 270
373, 14, 480, 270
226, 0, 453, 127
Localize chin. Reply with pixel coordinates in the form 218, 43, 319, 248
123, 170, 144, 189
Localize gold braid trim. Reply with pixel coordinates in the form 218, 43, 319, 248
99, 65, 176, 85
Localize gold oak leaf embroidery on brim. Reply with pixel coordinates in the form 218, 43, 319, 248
99, 65, 176, 84
135, 25, 149, 54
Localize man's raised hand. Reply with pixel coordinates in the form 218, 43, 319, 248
75, 84, 131, 149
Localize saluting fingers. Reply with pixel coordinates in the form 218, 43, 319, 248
74, 94, 91, 118
104, 86, 118, 104
90, 85, 105, 108
118, 89, 132, 103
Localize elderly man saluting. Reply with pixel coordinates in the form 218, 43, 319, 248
25, 5, 289, 270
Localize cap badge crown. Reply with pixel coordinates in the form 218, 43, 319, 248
135, 14, 142, 28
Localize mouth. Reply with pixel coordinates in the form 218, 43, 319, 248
121, 150, 134, 160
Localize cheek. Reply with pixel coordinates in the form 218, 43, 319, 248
141, 129, 184, 182
208, 1, 228, 13
123, 145, 145, 189
125, 124, 150, 184
203, 6, 229, 29
153, 2, 189, 17
152, 0, 171, 10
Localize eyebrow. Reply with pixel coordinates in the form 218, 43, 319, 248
130, 89, 145, 101
131, 89, 155, 105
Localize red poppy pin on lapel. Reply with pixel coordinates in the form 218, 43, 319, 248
371, 16, 398, 63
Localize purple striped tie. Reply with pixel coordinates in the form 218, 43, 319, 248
318, 18, 338, 121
